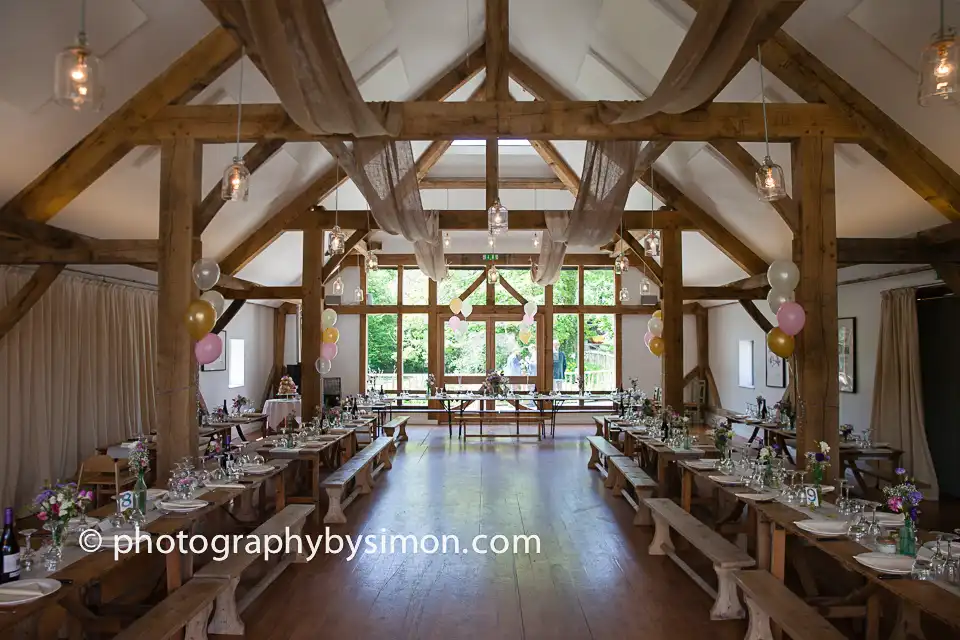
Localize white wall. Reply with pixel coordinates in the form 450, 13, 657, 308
200, 302, 275, 411
708, 267, 939, 431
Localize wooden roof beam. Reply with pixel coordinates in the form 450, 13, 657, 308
0, 265, 64, 342
197, 139, 286, 233
0, 239, 158, 265
710, 139, 799, 233
419, 177, 566, 190
682, 286, 768, 300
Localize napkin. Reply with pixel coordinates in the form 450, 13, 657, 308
0, 583, 46, 598
203, 482, 245, 489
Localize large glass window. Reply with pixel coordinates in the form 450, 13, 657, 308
439, 269, 486, 308
444, 320, 487, 376
494, 321, 537, 389
584, 314, 615, 391
402, 268, 428, 305
584, 268, 614, 305
553, 268, 579, 305
552, 314, 579, 391
367, 268, 398, 305
401, 314, 428, 391
494, 269, 546, 305
367, 313, 398, 390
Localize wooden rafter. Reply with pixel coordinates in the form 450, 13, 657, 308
710, 139, 799, 233
0, 239, 158, 265
217, 46, 486, 276
132, 101, 860, 143
458, 273, 487, 302
616, 230, 664, 288
0, 215, 89, 249
485, 0, 509, 209
322, 231, 367, 284
1, 28, 240, 225
0, 265, 64, 341
212, 299, 246, 334
739, 300, 774, 333
682, 286, 767, 300
216, 286, 304, 301
197, 139, 286, 233
419, 177, 566, 190
635, 141, 671, 177
499, 278, 528, 305
838, 237, 960, 264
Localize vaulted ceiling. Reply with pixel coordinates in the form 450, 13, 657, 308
2, 0, 958, 290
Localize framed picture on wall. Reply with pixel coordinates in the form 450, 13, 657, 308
738, 340, 755, 389
839, 317, 857, 393
201, 331, 227, 372
765, 342, 787, 388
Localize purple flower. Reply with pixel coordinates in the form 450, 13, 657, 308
909, 507, 919, 522
815, 452, 825, 462
895, 467, 906, 476
909, 490, 923, 505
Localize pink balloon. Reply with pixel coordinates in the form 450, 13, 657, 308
321, 342, 339, 360
448, 315, 461, 329
644, 331, 654, 346
776, 301, 806, 336
522, 314, 534, 326
195, 333, 222, 365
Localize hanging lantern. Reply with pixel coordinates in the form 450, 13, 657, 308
365, 251, 379, 272
487, 234, 495, 248
329, 225, 346, 256
353, 285, 365, 303
54, 0, 104, 111
533, 232, 540, 248
487, 265, 500, 284
920, 1, 959, 106
641, 278, 652, 295
614, 252, 630, 275
641, 231, 660, 257
618, 286, 630, 302
487, 199, 509, 235
443, 232, 451, 248
755, 156, 787, 202
332, 274, 344, 296
221, 159, 251, 201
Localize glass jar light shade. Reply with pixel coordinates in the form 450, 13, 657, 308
919, 32, 960, 106
641, 231, 661, 257
365, 252, 379, 272
54, 40, 104, 111
487, 199, 509, 235
641, 278, 652, 295
618, 286, 630, 302
353, 285, 365, 303
755, 156, 787, 201
221, 158, 251, 202
443, 232, 451, 248
614, 252, 630, 275
329, 225, 347, 256
332, 274, 344, 296
487, 265, 500, 284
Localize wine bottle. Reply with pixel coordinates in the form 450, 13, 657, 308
1, 507, 20, 583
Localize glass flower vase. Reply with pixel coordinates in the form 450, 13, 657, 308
44, 520, 67, 571
897, 517, 917, 556
134, 472, 148, 516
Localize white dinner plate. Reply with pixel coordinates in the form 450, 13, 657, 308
735, 492, 779, 502
871, 512, 906, 527
157, 499, 209, 512
794, 519, 849, 537
241, 464, 275, 475
0, 579, 62, 606
708, 475, 744, 486
100, 530, 152, 547
67, 516, 100, 530
854, 552, 915, 575
687, 460, 719, 470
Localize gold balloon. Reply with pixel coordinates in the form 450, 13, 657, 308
185, 299, 216, 340
322, 327, 340, 344
767, 328, 795, 359
653, 310, 663, 320
648, 336, 665, 357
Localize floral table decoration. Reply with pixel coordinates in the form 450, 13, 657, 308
34, 483, 93, 570
883, 468, 923, 556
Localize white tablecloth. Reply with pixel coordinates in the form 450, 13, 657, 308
263, 398, 301, 429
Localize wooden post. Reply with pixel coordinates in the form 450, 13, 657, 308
661, 225, 684, 410
791, 137, 839, 473
301, 228, 325, 420
427, 277, 439, 418
157, 138, 202, 481
544, 283, 554, 391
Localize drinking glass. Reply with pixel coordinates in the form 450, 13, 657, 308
928, 532, 948, 578
942, 533, 960, 585
19, 528, 37, 572
846, 502, 869, 541
108, 495, 127, 528
783, 472, 799, 503
797, 471, 808, 505
863, 501, 883, 545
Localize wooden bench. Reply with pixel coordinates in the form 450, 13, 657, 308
322, 436, 397, 524
585, 435, 625, 478
606, 456, 657, 525
380, 415, 410, 442
734, 570, 846, 640
194, 504, 315, 636
113, 577, 229, 640
643, 498, 755, 620
592, 416, 605, 436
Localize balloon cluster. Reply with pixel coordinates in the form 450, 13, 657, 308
447, 297, 475, 336
188, 259, 225, 366
518, 301, 538, 345
765, 260, 806, 359
644, 310, 665, 357
315, 309, 339, 374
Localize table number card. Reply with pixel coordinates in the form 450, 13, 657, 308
117, 491, 134, 511
804, 487, 820, 508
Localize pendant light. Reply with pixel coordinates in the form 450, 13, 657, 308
329, 165, 346, 255
354, 284, 365, 303
488, 199, 509, 235
755, 45, 787, 201
54, 0, 104, 111
641, 277, 652, 295
221, 48, 251, 201
487, 234, 495, 249
363, 210, 378, 271
920, 0, 959, 106
332, 267, 344, 296
619, 285, 630, 302
641, 230, 660, 257
533, 232, 540, 249
487, 235, 500, 284
443, 232, 451, 248
613, 216, 629, 275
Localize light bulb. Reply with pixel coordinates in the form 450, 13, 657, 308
488, 235, 495, 248
329, 225, 346, 255
220, 158, 250, 201
614, 253, 630, 275
354, 285, 365, 303
487, 199, 509, 235
55, 39, 104, 111
332, 275, 344, 296
70, 63, 88, 82
533, 233, 540, 248
755, 156, 787, 202
366, 252, 379, 272
920, 32, 960, 106
619, 286, 630, 302
641, 278, 652, 295
443, 233, 451, 248
641, 231, 660, 257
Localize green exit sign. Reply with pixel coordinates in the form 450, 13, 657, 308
483, 254, 498, 261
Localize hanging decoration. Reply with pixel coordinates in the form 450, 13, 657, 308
521, 314, 534, 326
200, 290, 226, 318
523, 301, 538, 317
755, 45, 787, 201
648, 336, 665, 357
646, 312, 664, 358
443, 232, 451, 248
221, 48, 251, 201
919, 0, 959, 106
448, 315, 461, 331
315, 308, 339, 374
487, 199, 509, 235
185, 300, 216, 340
321, 308, 338, 329
321, 342, 339, 360
331, 272, 344, 296
487, 264, 500, 284
329, 165, 346, 255
765, 259, 805, 359
461, 301, 473, 318
614, 253, 630, 275
365, 251, 379, 272
316, 358, 333, 375
195, 333, 223, 366
619, 286, 630, 302
322, 327, 340, 344
54, 0, 104, 111
192, 259, 221, 291
641, 230, 661, 257
533, 232, 540, 248
353, 284, 365, 303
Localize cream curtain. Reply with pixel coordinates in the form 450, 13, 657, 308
870, 288, 939, 499
0, 267, 157, 508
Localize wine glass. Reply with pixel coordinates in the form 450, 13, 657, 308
108, 494, 127, 529
863, 501, 883, 545
846, 501, 868, 541
942, 533, 960, 585
928, 532, 948, 578
19, 528, 37, 572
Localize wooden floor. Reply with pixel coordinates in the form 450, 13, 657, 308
243, 426, 746, 639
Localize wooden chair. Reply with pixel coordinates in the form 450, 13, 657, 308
77, 453, 135, 507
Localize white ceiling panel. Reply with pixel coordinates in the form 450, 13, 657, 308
358, 52, 410, 101
329, 0, 394, 62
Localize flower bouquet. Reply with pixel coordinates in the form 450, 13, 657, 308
231, 395, 249, 414
883, 468, 923, 555
426, 373, 437, 396
805, 441, 830, 506
34, 483, 93, 569
481, 370, 510, 397
128, 436, 150, 517
774, 398, 795, 430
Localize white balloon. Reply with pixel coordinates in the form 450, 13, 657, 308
767, 260, 800, 292
766, 287, 795, 315
461, 301, 473, 318
457, 321, 469, 334
200, 290, 226, 318
315, 357, 332, 375
321, 308, 338, 329
523, 301, 538, 317
192, 259, 221, 291
647, 317, 664, 337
